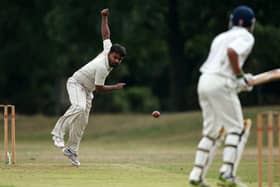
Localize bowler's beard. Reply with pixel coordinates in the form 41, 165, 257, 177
109, 61, 119, 68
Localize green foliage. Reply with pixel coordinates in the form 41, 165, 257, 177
242, 23, 280, 105
254, 23, 280, 69
0, 0, 280, 114
112, 87, 160, 113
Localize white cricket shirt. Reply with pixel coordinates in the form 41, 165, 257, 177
200, 27, 254, 78
73, 39, 113, 92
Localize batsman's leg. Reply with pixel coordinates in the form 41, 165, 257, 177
218, 123, 250, 187
189, 134, 221, 185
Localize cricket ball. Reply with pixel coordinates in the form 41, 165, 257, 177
152, 111, 160, 118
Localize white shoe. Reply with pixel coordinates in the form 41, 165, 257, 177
218, 174, 247, 187
52, 135, 65, 148
63, 147, 80, 167
190, 180, 212, 187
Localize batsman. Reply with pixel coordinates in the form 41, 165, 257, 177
189, 6, 256, 187
51, 8, 126, 166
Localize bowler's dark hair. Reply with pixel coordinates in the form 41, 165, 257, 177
109, 44, 126, 57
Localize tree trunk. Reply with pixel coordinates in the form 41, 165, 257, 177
166, 0, 186, 111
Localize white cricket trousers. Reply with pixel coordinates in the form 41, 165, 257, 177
51, 77, 93, 153
189, 73, 246, 182
198, 73, 244, 137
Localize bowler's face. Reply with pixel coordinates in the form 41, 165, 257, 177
108, 52, 123, 68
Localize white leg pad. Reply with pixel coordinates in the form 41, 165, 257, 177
189, 136, 219, 181
220, 133, 240, 176
189, 167, 202, 182
195, 137, 214, 164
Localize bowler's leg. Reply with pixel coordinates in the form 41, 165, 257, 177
67, 92, 93, 153
51, 78, 87, 148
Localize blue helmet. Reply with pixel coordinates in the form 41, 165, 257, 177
230, 5, 255, 27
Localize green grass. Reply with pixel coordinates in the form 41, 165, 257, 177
0, 106, 280, 187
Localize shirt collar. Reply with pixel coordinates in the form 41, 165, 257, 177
232, 26, 247, 31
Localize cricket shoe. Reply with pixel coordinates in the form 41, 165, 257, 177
189, 179, 212, 187
52, 135, 65, 148
63, 147, 80, 167
217, 174, 247, 187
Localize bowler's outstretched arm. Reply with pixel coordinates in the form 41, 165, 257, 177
101, 8, 110, 40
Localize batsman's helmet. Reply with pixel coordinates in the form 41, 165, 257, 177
229, 5, 255, 28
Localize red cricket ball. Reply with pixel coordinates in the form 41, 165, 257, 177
152, 111, 160, 118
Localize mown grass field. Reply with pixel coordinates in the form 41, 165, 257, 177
0, 106, 280, 187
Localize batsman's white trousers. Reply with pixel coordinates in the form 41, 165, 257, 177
198, 73, 244, 137
51, 77, 93, 153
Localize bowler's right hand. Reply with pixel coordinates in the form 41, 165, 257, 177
101, 8, 109, 17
